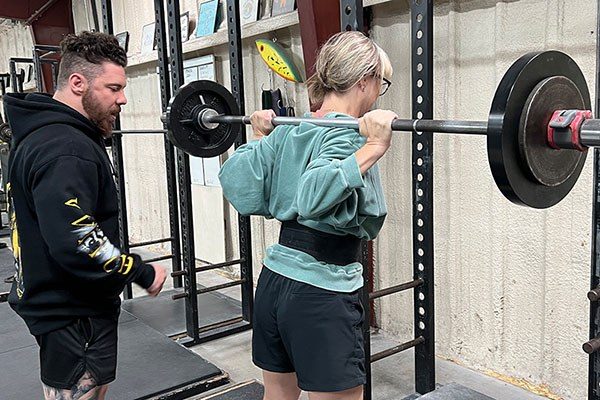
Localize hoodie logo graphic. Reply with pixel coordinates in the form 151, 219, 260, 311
67, 199, 133, 276
7, 183, 24, 298
65, 198, 81, 209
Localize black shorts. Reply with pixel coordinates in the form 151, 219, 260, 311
35, 315, 118, 389
252, 266, 365, 392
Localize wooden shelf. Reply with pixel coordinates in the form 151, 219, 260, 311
126, 11, 299, 69
364, 0, 392, 6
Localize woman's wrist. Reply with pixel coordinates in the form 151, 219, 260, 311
355, 142, 387, 174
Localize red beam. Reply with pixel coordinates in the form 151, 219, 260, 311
0, 1, 47, 20
297, 0, 341, 108
30, 0, 73, 93
25, 0, 61, 25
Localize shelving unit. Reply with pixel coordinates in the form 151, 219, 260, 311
124, 0, 393, 70
126, 10, 299, 69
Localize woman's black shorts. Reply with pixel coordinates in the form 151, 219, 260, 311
252, 266, 365, 392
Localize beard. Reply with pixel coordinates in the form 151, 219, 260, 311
82, 89, 120, 138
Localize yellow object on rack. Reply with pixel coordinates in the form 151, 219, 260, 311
255, 39, 303, 83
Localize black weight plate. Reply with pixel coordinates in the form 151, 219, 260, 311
518, 76, 586, 187
166, 80, 241, 158
487, 51, 590, 209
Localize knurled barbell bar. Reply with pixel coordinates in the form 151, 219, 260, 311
165, 50, 593, 209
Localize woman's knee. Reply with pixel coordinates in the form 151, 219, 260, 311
308, 385, 363, 400
263, 370, 301, 400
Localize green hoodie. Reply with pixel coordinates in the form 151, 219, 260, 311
219, 113, 387, 292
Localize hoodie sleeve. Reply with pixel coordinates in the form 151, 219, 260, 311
296, 128, 366, 227
31, 155, 155, 289
219, 133, 277, 217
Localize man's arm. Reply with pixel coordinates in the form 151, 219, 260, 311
31, 155, 159, 291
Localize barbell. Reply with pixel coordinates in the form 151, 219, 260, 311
164, 50, 595, 210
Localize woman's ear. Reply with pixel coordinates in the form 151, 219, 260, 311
358, 77, 368, 92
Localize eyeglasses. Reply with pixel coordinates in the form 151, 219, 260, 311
379, 77, 392, 96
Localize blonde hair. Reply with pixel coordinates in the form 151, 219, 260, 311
306, 31, 393, 107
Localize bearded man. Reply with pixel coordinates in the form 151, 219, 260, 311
3, 31, 167, 400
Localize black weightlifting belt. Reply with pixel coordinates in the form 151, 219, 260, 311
278, 220, 361, 265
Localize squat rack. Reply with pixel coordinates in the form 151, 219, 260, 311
100, 0, 182, 301
100, 0, 254, 345
32, 44, 60, 93
160, 0, 254, 345
8, 57, 31, 93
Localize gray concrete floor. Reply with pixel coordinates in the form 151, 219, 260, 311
128, 248, 549, 400
0, 230, 554, 399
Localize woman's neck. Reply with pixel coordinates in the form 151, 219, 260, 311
317, 91, 362, 118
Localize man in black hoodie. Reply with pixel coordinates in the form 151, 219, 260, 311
3, 31, 167, 399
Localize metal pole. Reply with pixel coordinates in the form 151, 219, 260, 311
90, 0, 100, 32
154, 0, 183, 289
588, 2, 600, 398
8, 60, 18, 93
101, 0, 133, 299
412, 0, 436, 394
337, 1, 371, 398
340, 0, 364, 32
33, 49, 43, 92
165, 0, 200, 345
226, 0, 254, 326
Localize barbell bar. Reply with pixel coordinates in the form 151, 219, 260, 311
199, 113, 490, 136
165, 50, 595, 209
202, 109, 600, 151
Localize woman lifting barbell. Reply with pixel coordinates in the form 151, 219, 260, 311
219, 31, 395, 400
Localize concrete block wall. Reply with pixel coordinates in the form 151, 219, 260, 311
0, 20, 35, 115
370, 1, 596, 399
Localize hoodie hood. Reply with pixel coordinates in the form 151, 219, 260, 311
3, 92, 103, 149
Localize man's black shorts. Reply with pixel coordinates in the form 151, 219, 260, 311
252, 266, 365, 392
35, 315, 118, 389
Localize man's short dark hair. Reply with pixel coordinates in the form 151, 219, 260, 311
57, 31, 127, 89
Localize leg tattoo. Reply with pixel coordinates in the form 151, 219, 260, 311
43, 371, 100, 400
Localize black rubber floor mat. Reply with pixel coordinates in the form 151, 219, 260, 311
122, 288, 242, 337
200, 381, 264, 400
0, 304, 228, 399
0, 303, 37, 355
